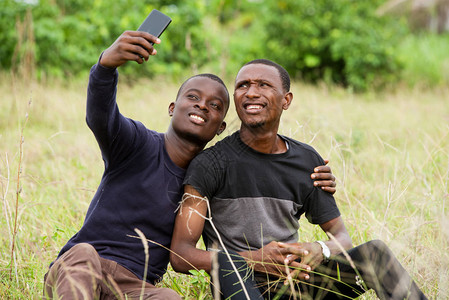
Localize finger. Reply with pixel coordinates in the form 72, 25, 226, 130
277, 248, 299, 260
313, 165, 331, 173
321, 186, 336, 194
313, 180, 336, 187
121, 49, 146, 64
136, 38, 158, 55
289, 260, 311, 272
284, 269, 311, 284
131, 41, 156, 57
323, 159, 329, 165
284, 269, 299, 285
278, 244, 309, 258
134, 55, 144, 64
295, 271, 311, 281
114, 38, 151, 60
127, 30, 161, 44
120, 34, 158, 56
283, 254, 299, 265
311, 173, 335, 181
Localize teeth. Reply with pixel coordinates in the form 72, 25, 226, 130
246, 105, 263, 110
190, 114, 205, 122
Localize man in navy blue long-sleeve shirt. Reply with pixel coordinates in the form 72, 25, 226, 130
42, 30, 232, 300
43, 31, 337, 299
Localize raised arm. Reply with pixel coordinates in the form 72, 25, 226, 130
87, 30, 160, 126
170, 185, 213, 273
86, 31, 162, 163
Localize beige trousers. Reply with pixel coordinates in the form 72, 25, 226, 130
43, 243, 181, 300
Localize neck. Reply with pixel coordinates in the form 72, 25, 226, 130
239, 125, 286, 154
164, 129, 206, 169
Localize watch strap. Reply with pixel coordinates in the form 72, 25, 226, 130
316, 240, 331, 263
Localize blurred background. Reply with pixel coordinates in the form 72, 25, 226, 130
1, 1, 448, 299
2, 0, 449, 91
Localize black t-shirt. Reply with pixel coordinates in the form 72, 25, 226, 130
184, 131, 340, 253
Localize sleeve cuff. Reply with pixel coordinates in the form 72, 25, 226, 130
92, 52, 118, 78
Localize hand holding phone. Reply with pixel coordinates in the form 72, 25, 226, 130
138, 9, 172, 44
99, 10, 171, 67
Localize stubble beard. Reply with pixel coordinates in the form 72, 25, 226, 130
247, 120, 265, 128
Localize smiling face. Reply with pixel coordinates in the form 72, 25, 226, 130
233, 63, 292, 131
169, 76, 229, 146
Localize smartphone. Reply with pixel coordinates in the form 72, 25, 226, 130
137, 9, 172, 44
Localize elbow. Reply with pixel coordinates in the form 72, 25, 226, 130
344, 239, 353, 250
169, 252, 183, 273
331, 233, 353, 251
341, 234, 353, 250
170, 246, 189, 274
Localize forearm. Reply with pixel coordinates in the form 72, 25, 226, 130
170, 244, 213, 274
325, 231, 353, 255
86, 60, 118, 133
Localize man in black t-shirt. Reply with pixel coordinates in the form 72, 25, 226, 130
170, 59, 427, 299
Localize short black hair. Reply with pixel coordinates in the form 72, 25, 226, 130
243, 59, 290, 92
176, 73, 230, 112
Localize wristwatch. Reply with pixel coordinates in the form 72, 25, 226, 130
316, 241, 331, 263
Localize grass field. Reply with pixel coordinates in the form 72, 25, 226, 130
1, 72, 448, 299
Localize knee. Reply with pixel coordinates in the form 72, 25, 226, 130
69, 242, 98, 257
350, 240, 393, 263
54, 243, 101, 272
365, 239, 391, 255
359, 239, 397, 265
45, 243, 102, 297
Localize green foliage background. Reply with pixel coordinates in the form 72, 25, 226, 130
1, 0, 449, 90
1, 1, 449, 298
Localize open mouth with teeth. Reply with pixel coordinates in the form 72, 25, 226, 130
189, 114, 206, 124
244, 104, 265, 113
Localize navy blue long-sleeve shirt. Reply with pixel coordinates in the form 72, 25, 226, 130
56, 63, 185, 284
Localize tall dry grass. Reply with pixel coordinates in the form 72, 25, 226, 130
0, 73, 447, 299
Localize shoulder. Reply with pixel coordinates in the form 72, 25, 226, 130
187, 133, 238, 174
283, 135, 319, 154
197, 132, 236, 159
283, 135, 325, 163
129, 119, 164, 148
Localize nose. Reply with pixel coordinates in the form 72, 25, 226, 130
194, 99, 208, 112
246, 83, 260, 98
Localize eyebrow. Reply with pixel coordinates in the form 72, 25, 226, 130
235, 78, 271, 86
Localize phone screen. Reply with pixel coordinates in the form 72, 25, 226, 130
138, 9, 172, 41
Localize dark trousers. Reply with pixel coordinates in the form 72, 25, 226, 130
215, 240, 427, 300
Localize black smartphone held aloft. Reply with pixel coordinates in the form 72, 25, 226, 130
137, 9, 172, 44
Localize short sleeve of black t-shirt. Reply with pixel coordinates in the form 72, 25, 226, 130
184, 132, 340, 226
183, 143, 226, 201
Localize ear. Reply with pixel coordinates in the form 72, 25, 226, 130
168, 102, 175, 116
216, 121, 227, 135
282, 92, 293, 110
